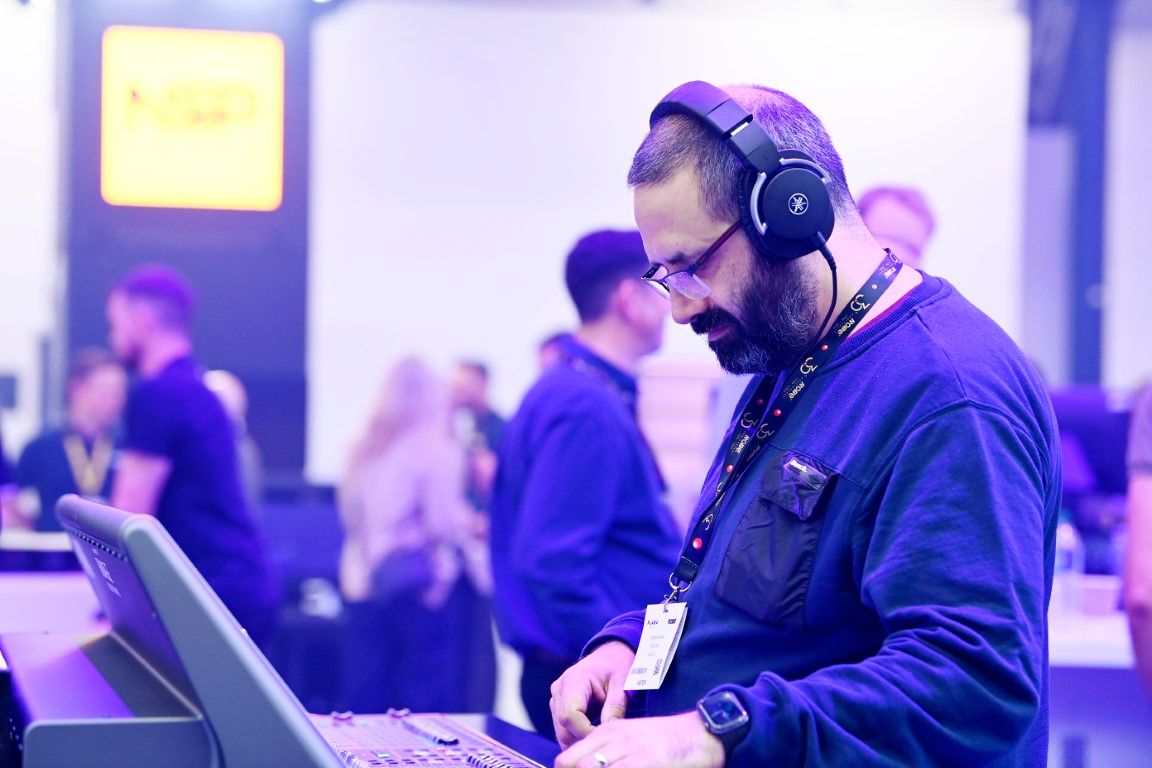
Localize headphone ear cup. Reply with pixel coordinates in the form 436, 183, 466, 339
761, 168, 832, 240
739, 165, 836, 262
737, 170, 783, 262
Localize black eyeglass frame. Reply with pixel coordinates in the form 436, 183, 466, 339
641, 220, 742, 300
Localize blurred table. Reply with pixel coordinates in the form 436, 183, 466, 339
1050, 607, 1133, 668
0, 571, 102, 635
3, 566, 1146, 767
0, 530, 79, 572
1048, 606, 1152, 768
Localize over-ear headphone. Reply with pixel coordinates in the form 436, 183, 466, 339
650, 80, 835, 262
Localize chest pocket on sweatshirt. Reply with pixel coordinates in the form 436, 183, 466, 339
715, 451, 836, 630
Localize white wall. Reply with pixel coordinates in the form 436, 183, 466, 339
308, 0, 1029, 479
1105, 22, 1152, 391
0, 2, 59, 452
0, 1, 1033, 476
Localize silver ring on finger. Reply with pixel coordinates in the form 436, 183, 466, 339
593, 751, 611, 768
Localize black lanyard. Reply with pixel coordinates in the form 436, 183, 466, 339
562, 341, 667, 492
561, 344, 638, 415
666, 251, 903, 601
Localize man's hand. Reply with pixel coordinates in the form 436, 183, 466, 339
110, 450, 171, 517
0, 486, 29, 531
554, 711, 726, 768
550, 641, 635, 749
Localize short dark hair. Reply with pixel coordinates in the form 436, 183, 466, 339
538, 330, 573, 352
113, 264, 196, 331
456, 359, 490, 382
67, 347, 118, 388
564, 230, 649, 323
628, 84, 855, 222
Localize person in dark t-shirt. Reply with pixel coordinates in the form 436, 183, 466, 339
0, 422, 16, 531
0, 427, 11, 488
13, 348, 125, 532
106, 264, 277, 647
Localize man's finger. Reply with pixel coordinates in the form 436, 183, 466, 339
599, 690, 629, 725
551, 674, 595, 748
551, 694, 577, 749
558, 701, 596, 746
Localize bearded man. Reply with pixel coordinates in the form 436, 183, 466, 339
549, 82, 1059, 768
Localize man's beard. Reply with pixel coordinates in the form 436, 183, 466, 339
691, 259, 820, 375
113, 342, 142, 373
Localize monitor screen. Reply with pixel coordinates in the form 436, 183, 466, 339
57, 495, 343, 767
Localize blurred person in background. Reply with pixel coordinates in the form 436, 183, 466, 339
449, 358, 503, 710
0, 422, 14, 531
9, 348, 126, 532
204, 369, 264, 519
857, 185, 936, 271
490, 230, 681, 739
450, 359, 505, 510
537, 331, 573, 372
338, 357, 492, 713
1125, 382, 1152, 699
452, 360, 505, 453
106, 264, 278, 648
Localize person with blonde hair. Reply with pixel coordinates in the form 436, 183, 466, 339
338, 357, 489, 713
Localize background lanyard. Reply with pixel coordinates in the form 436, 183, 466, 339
63, 434, 114, 497
666, 252, 903, 601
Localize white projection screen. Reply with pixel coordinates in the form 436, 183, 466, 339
308, 1, 1028, 480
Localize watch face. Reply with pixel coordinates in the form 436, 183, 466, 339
701, 692, 749, 732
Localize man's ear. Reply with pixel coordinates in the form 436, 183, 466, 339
610, 279, 641, 323
131, 298, 161, 335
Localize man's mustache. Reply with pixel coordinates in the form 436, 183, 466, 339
691, 309, 742, 338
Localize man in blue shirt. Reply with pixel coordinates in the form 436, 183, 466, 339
491, 230, 682, 740
106, 265, 278, 647
550, 83, 1059, 768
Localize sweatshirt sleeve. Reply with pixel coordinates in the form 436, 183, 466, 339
582, 610, 647, 657
510, 393, 634, 657
720, 404, 1056, 767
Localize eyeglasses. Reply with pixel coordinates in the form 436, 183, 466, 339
641, 220, 741, 301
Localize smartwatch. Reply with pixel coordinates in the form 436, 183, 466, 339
696, 690, 751, 754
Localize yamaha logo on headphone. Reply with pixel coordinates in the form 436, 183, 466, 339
649, 80, 836, 262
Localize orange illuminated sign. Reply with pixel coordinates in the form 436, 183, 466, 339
101, 26, 285, 211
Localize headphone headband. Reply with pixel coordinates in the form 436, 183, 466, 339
649, 81, 781, 174
647, 80, 835, 262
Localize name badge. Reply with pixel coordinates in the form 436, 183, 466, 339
624, 602, 688, 691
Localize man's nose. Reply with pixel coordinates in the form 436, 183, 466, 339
669, 290, 707, 326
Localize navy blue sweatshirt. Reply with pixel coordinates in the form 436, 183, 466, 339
491, 339, 681, 661
589, 276, 1060, 767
